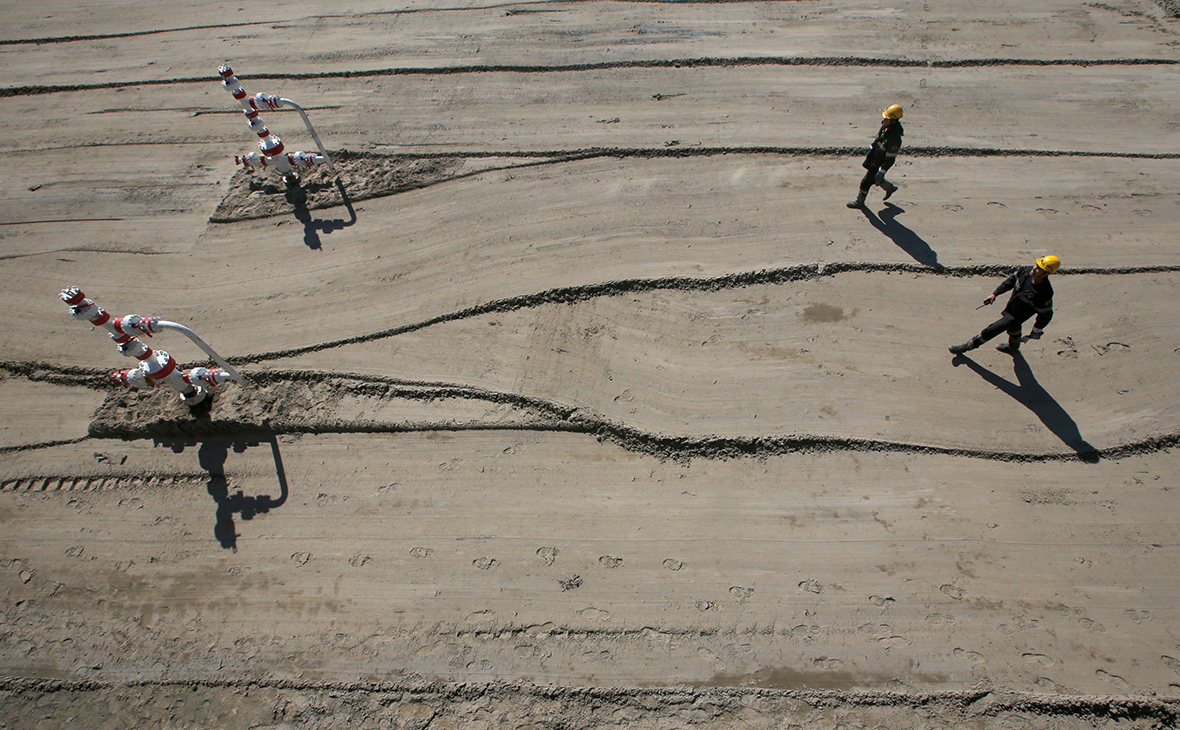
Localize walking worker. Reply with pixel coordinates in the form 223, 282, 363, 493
847, 104, 904, 209
949, 256, 1060, 355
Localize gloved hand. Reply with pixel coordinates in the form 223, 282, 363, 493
1022, 328, 1044, 343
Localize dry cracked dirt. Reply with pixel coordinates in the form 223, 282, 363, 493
2, 0, 1180, 728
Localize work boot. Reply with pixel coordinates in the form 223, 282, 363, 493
882, 181, 898, 200
846, 190, 868, 209
949, 335, 984, 355
996, 342, 1018, 354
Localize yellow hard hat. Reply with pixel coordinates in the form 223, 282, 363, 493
883, 104, 904, 120
1035, 255, 1060, 274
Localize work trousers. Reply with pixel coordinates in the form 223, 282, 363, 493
971, 309, 1031, 348
859, 166, 892, 194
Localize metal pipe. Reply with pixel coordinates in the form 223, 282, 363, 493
236, 150, 326, 173
155, 321, 247, 385
218, 64, 335, 182
60, 287, 247, 406
219, 64, 299, 184
250, 93, 334, 171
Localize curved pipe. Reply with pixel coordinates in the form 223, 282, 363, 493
157, 321, 249, 385
273, 97, 335, 171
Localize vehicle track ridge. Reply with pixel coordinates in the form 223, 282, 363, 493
223, 262, 1180, 365
0, 470, 207, 492
7, 262, 1179, 375
79, 368, 1175, 463
3, 56, 1176, 97
0, 437, 91, 456
334, 146, 1180, 161
0, 676, 1174, 723
209, 148, 1180, 223
0, 360, 115, 387
0, 21, 277, 46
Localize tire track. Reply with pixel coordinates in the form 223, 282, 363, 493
83, 368, 1174, 463
0, 20, 281, 45
335, 146, 1180, 160
0, 676, 1174, 726
0, 2, 553, 45
2, 56, 1176, 97
17, 143, 1180, 160
5, 363, 1169, 464
0, 0, 831, 46
210, 146, 1180, 222
0, 247, 170, 261
218, 262, 1180, 365
12, 261, 1180, 370
11, 264, 1179, 463
0, 361, 115, 388
0, 471, 206, 492
0, 436, 91, 456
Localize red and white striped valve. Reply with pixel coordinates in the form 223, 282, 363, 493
219, 64, 333, 185
61, 286, 246, 408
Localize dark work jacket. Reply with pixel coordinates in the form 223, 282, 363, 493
994, 265, 1054, 329
863, 121, 904, 171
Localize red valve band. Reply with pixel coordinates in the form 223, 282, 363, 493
146, 356, 177, 380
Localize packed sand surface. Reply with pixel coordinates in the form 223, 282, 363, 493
2, 0, 1180, 727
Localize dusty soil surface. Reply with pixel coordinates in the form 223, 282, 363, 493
2, 0, 1180, 727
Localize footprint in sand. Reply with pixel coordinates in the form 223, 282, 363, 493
1022, 653, 1054, 667
464, 610, 496, 624
954, 648, 985, 665
729, 586, 754, 602
1096, 669, 1130, 690
1124, 609, 1151, 624
579, 607, 611, 621
698, 646, 725, 671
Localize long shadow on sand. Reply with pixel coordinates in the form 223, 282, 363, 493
860, 203, 941, 268
157, 434, 290, 550
953, 353, 1099, 462
286, 179, 357, 250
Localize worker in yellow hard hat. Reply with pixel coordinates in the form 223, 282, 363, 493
847, 104, 905, 209
949, 256, 1059, 355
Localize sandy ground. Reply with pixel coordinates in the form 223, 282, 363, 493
2, 0, 1180, 728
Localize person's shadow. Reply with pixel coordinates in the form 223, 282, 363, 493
953, 353, 1100, 462
860, 203, 942, 268
286, 179, 358, 250
156, 434, 290, 550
